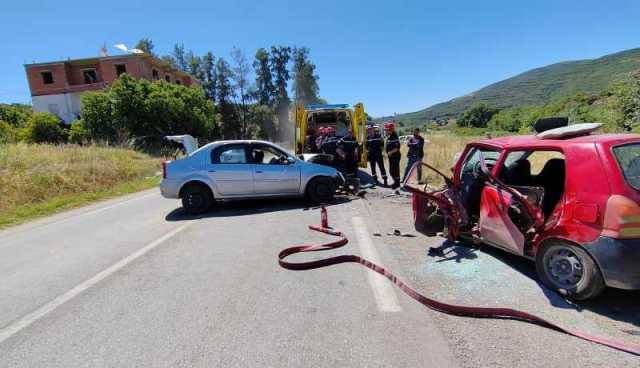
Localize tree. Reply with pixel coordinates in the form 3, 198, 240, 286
201, 52, 216, 102
216, 57, 239, 139
254, 48, 275, 106
292, 47, 321, 105
135, 38, 155, 55
230, 47, 253, 138
457, 103, 499, 128
186, 50, 202, 79
173, 43, 187, 72
68, 119, 90, 144
22, 112, 65, 143
270, 46, 292, 139
80, 91, 117, 141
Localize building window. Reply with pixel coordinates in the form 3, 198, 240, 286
165, 75, 171, 82
83, 69, 97, 84
175, 79, 182, 85
115, 64, 127, 76
152, 69, 159, 80
41, 71, 54, 85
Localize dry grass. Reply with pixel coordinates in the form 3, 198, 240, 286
0, 143, 160, 227
398, 132, 478, 186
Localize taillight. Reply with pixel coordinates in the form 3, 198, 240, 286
162, 161, 168, 179
602, 195, 640, 239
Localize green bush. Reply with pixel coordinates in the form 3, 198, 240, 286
22, 112, 66, 143
457, 103, 499, 128
0, 120, 19, 143
68, 119, 90, 144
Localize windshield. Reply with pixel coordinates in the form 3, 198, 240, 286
613, 143, 640, 190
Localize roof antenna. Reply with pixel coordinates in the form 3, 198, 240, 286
100, 42, 108, 57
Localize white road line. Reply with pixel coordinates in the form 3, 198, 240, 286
351, 216, 402, 313
0, 223, 191, 344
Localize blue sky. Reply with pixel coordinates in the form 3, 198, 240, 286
1, 0, 639, 116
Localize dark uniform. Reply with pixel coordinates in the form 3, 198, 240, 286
403, 135, 425, 181
366, 132, 387, 185
304, 134, 319, 153
337, 134, 359, 177
385, 132, 401, 188
320, 135, 339, 168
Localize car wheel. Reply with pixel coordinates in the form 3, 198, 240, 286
181, 183, 213, 215
306, 177, 336, 204
536, 240, 605, 300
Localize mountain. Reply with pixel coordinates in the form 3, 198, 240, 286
385, 48, 640, 126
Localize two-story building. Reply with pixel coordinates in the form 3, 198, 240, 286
24, 54, 198, 123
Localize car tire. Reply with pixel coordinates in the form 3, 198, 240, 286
536, 240, 605, 301
306, 177, 336, 204
181, 183, 213, 215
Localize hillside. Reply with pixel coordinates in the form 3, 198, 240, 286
385, 48, 640, 126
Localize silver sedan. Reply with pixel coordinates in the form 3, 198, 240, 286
160, 140, 344, 214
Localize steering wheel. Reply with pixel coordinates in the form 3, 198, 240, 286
472, 157, 497, 178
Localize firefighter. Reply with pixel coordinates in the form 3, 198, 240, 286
304, 128, 319, 153
402, 127, 425, 182
320, 126, 339, 166
336, 129, 359, 177
384, 122, 401, 189
315, 126, 327, 150
366, 125, 387, 186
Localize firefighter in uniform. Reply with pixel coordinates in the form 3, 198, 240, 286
320, 126, 339, 167
315, 127, 327, 151
366, 125, 387, 186
384, 122, 401, 189
336, 129, 359, 177
403, 127, 425, 182
304, 128, 318, 153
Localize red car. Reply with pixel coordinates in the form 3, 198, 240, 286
406, 125, 640, 300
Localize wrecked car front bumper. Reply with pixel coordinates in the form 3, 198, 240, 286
584, 236, 640, 290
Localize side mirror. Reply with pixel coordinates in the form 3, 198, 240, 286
285, 157, 296, 165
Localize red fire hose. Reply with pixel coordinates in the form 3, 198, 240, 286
278, 213, 640, 356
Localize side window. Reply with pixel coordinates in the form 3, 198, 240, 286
500, 150, 564, 186
250, 145, 287, 164
211, 146, 248, 164
460, 147, 500, 176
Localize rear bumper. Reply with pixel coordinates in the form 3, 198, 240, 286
584, 236, 640, 290
159, 179, 181, 199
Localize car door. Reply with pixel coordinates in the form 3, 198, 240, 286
478, 152, 545, 255
207, 144, 254, 197
249, 144, 301, 195
403, 161, 466, 239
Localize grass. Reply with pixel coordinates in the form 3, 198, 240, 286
397, 132, 477, 187
0, 143, 160, 229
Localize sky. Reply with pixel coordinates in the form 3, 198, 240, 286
1, 0, 639, 117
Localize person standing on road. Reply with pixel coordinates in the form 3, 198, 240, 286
402, 128, 425, 182
384, 122, 401, 189
366, 125, 387, 186
336, 129, 359, 177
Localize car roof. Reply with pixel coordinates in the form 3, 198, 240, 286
478, 133, 640, 149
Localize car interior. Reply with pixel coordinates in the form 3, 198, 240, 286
250, 145, 290, 165
459, 149, 566, 232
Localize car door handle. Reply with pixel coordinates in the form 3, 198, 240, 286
208, 170, 216, 172
256, 170, 263, 173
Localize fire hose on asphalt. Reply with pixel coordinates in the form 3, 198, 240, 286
277, 207, 640, 356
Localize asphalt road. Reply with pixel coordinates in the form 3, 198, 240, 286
0, 189, 458, 367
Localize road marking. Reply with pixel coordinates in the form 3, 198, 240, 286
0, 223, 191, 344
351, 216, 402, 313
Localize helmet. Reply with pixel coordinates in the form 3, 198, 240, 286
384, 121, 395, 131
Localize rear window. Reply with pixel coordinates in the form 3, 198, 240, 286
613, 143, 640, 190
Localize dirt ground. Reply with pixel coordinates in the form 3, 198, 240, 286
354, 172, 640, 367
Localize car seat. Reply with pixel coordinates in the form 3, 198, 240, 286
506, 159, 532, 186
253, 150, 264, 164
535, 159, 565, 218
